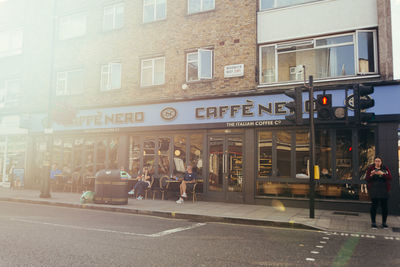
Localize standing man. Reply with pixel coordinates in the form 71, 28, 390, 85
176, 165, 197, 204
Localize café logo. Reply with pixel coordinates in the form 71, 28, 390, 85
161, 107, 177, 121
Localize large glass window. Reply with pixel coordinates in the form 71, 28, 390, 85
173, 135, 186, 176
141, 57, 165, 87
143, 137, 156, 174
59, 13, 87, 40
258, 132, 272, 177
56, 69, 84, 96
188, 0, 215, 14
129, 137, 141, 176
259, 31, 377, 84
295, 131, 309, 178
103, 3, 124, 31
316, 129, 332, 179
276, 131, 291, 178
260, 0, 323, 11
158, 137, 170, 176
336, 129, 352, 180
186, 49, 213, 82
143, 0, 166, 23
190, 134, 203, 176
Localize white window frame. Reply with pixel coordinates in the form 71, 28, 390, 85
59, 13, 87, 40
103, 3, 125, 31
259, 0, 324, 11
140, 57, 165, 87
56, 69, 84, 96
143, 0, 167, 23
186, 49, 213, 82
101, 62, 122, 91
0, 29, 23, 58
0, 79, 20, 108
259, 30, 378, 85
188, 0, 215, 14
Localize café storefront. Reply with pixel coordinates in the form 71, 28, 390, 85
26, 84, 400, 213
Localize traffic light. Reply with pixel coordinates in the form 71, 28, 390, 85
284, 87, 303, 125
316, 94, 332, 120
354, 84, 375, 123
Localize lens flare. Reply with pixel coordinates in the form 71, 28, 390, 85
271, 199, 286, 212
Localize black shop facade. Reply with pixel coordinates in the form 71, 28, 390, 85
26, 84, 400, 213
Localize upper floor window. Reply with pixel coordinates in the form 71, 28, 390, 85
103, 3, 124, 31
56, 69, 84, 96
0, 79, 20, 108
188, 0, 215, 14
260, 0, 323, 11
59, 13, 87, 40
141, 57, 165, 87
0, 29, 23, 57
186, 49, 213, 82
101, 63, 122, 91
143, 0, 166, 23
259, 30, 377, 85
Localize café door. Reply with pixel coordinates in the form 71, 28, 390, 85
207, 135, 244, 202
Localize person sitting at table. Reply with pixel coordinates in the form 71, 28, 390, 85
129, 167, 151, 200
176, 165, 197, 204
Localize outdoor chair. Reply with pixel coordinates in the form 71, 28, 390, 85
159, 176, 170, 200
144, 176, 154, 200
151, 177, 162, 200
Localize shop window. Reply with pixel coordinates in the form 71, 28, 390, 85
143, 0, 166, 23
141, 57, 165, 87
336, 129, 352, 180
260, 0, 323, 11
295, 130, 309, 178
53, 138, 63, 167
109, 138, 119, 169
96, 139, 107, 171
59, 13, 87, 40
316, 129, 332, 179
259, 30, 377, 85
62, 139, 73, 175
143, 137, 156, 174
186, 49, 213, 82
358, 129, 375, 179
103, 3, 124, 31
0, 79, 20, 108
73, 138, 84, 172
190, 134, 203, 176
173, 135, 186, 176
129, 137, 141, 176
258, 131, 272, 177
158, 137, 170, 176
277, 131, 291, 178
188, 0, 215, 14
84, 140, 95, 175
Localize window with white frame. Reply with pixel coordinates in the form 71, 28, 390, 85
141, 57, 165, 87
56, 69, 84, 96
103, 3, 124, 31
0, 79, 20, 108
186, 49, 213, 82
101, 63, 122, 91
0, 29, 23, 57
259, 30, 378, 84
188, 0, 215, 14
59, 13, 87, 40
260, 0, 323, 11
143, 0, 166, 23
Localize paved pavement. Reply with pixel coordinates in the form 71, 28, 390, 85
1, 187, 400, 237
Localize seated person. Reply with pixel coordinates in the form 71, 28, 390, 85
129, 167, 151, 200
176, 165, 197, 204
321, 168, 331, 179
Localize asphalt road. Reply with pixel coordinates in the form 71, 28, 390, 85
0, 202, 399, 267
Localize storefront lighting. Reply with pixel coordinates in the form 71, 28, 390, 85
174, 149, 181, 156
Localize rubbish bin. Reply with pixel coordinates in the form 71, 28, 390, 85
94, 169, 128, 205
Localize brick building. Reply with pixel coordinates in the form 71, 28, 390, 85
1, 0, 399, 213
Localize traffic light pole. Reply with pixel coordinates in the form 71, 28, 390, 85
308, 76, 315, 219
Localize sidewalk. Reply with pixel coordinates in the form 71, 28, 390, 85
1, 188, 400, 237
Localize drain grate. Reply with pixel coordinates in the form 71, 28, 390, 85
392, 227, 400, 232
332, 211, 359, 216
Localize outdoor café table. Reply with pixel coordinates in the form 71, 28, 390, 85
165, 179, 181, 199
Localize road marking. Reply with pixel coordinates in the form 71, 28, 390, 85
11, 218, 206, 238
320, 241, 327, 244
310, 251, 319, 254
306, 258, 315, 261
316, 245, 324, 248
322, 237, 330, 239
332, 236, 360, 267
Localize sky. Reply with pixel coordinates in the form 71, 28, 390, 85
392, 0, 400, 80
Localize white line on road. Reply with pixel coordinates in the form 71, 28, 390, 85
306, 258, 315, 261
316, 245, 324, 248
310, 251, 320, 254
11, 218, 206, 238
